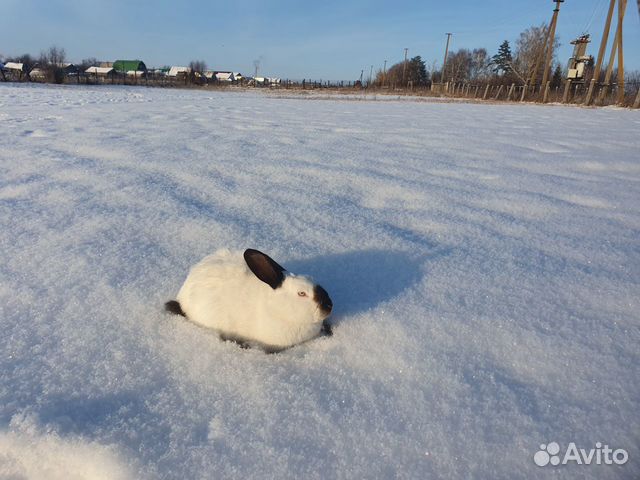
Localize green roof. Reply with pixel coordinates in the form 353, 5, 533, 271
113, 60, 147, 72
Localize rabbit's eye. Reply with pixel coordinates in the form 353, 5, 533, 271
298, 291, 307, 297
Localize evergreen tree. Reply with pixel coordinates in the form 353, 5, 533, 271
491, 40, 513, 75
407, 56, 429, 86
550, 64, 563, 88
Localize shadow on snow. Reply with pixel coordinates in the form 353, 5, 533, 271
286, 248, 437, 321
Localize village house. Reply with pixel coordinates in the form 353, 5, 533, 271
3, 62, 24, 80
85, 66, 116, 82
168, 66, 189, 77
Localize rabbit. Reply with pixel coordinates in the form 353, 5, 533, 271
165, 248, 333, 352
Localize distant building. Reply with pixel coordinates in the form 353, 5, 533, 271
28, 68, 46, 80
56, 63, 78, 75
85, 66, 115, 78
112, 60, 147, 73
168, 66, 189, 77
3, 62, 24, 80
4, 62, 23, 72
252, 76, 280, 86
215, 72, 235, 82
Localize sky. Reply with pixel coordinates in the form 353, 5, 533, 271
1, 0, 639, 80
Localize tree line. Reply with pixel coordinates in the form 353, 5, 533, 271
369, 23, 638, 92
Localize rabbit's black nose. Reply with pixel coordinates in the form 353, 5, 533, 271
314, 285, 333, 314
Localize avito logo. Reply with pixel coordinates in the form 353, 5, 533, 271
534, 442, 628, 467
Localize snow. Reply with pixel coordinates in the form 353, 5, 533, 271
0, 413, 140, 480
1, 83, 639, 479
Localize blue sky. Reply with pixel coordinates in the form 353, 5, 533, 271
1, 0, 638, 80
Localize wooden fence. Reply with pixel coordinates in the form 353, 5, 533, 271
5, 72, 639, 108
433, 81, 639, 108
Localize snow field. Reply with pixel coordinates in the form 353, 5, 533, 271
1, 83, 639, 479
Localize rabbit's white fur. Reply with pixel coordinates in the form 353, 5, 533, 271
175, 249, 330, 350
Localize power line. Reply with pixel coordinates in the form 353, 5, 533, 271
582, 0, 606, 33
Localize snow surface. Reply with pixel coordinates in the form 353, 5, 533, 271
1, 83, 639, 480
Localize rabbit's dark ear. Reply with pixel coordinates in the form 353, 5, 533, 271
244, 249, 286, 289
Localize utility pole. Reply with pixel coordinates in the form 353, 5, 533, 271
599, 7, 623, 103
540, 0, 563, 101
402, 48, 409, 86
442, 33, 452, 83
369, 65, 374, 87
383, 60, 387, 87
616, 0, 627, 104
585, 0, 616, 105
586, 0, 628, 105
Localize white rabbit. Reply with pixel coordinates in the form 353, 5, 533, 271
165, 249, 333, 352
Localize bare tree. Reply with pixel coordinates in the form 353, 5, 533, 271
79, 58, 99, 70
625, 70, 640, 94
189, 60, 207, 74
38, 46, 67, 83
514, 24, 559, 84
444, 49, 473, 83
470, 48, 491, 81
47, 46, 67, 66
188, 60, 207, 84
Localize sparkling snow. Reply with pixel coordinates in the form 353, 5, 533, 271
1, 83, 639, 479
